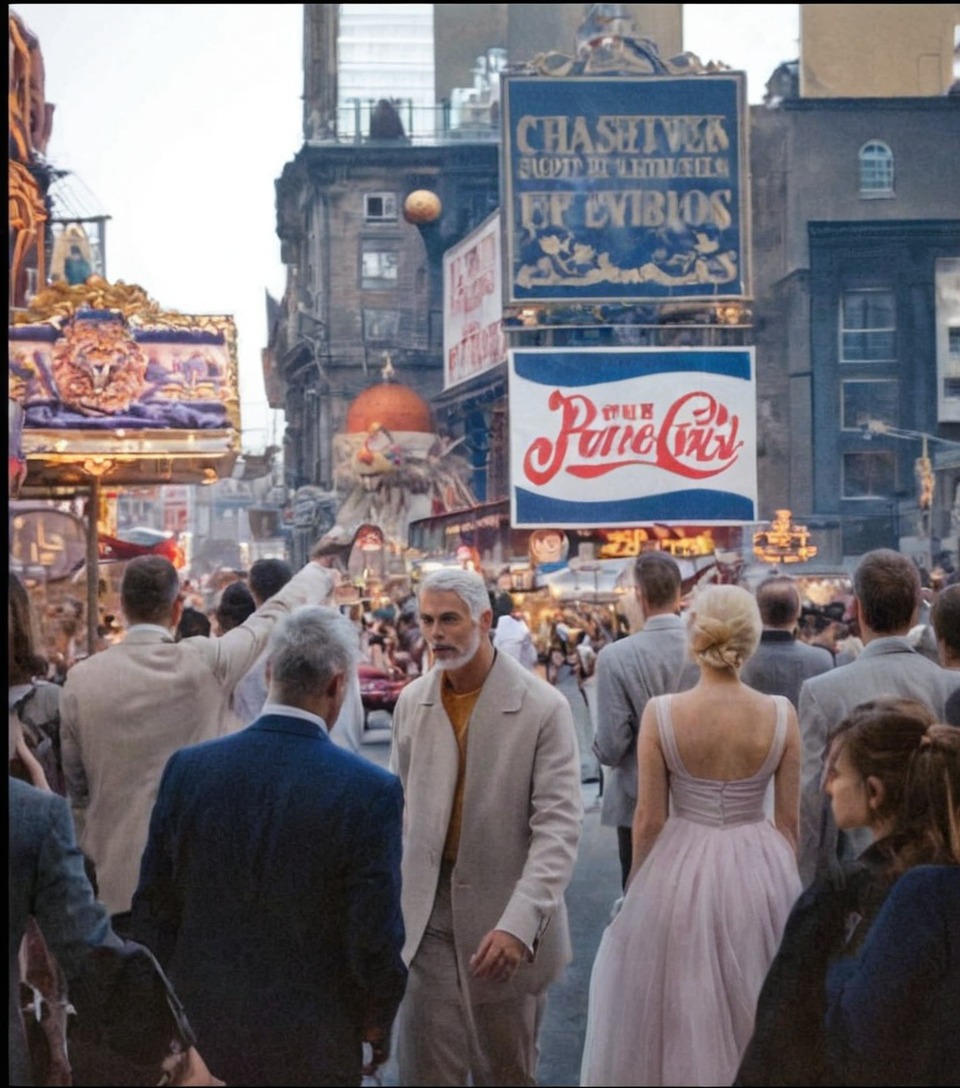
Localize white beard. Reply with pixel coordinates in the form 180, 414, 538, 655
432, 624, 483, 672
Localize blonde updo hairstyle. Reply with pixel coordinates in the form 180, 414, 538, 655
687, 584, 761, 673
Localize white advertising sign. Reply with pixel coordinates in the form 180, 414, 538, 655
443, 212, 506, 390
509, 347, 757, 527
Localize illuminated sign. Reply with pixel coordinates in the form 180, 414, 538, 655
509, 347, 757, 527
502, 74, 748, 304
9, 305, 240, 486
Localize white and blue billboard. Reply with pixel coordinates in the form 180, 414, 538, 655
502, 74, 749, 305
509, 347, 757, 527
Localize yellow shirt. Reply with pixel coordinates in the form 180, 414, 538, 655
441, 677, 483, 863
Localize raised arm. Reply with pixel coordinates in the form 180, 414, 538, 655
210, 561, 338, 694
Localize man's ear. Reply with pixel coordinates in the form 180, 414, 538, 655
170, 597, 185, 630
324, 670, 345, 702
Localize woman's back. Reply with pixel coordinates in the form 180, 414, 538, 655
667, 683, 782, 782
581, 585, 803, 1086
656, 692, 787, 830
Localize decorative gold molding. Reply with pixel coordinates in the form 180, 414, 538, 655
515, 36, 730, 80
14, 277, 196, 328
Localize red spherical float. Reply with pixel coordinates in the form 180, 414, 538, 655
345, 381, 433, 435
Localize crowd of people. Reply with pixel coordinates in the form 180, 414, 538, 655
8, 541, 960, 1086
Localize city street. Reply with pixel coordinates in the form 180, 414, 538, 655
359, 717, 621, 1087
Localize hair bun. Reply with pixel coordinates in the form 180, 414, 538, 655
685, 585, 762, 673
689, 614, 743, 671
689, 614, 730, 654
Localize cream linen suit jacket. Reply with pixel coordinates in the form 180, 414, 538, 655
60, 562, 336, 915
390, 649, 583, 1007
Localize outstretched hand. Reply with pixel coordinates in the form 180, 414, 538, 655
469, 928, 527, 982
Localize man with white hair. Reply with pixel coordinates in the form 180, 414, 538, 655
131, 606, 406, 1086
390, 568, 582, 1086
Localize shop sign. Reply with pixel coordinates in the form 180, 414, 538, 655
502, 74, 748, 304
9, 306, 240, 485
509, 347, 757, 527
443, 212, 506, 389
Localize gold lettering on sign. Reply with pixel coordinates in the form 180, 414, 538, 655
512, 104, 740, 292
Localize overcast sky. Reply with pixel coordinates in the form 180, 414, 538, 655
13, 4, 800, 452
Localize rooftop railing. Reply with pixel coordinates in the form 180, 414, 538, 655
308, 97, 501, 147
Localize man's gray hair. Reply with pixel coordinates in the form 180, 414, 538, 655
266, 606, 358, 701
418, 568, 491, 621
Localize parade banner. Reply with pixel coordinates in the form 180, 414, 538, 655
502, 74, 748, 304
443, 212, 506, 389
509, 347, 757, 527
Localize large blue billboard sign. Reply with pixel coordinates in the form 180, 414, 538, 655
502, 74, 748, 305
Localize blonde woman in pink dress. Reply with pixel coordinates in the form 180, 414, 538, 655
581, 585, 802, 1087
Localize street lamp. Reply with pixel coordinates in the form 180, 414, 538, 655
752, 509, 819, 565
860, 420, 960, 539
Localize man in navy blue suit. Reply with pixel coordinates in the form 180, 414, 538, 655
131, 606, 406, 1086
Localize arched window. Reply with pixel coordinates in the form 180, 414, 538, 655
859, 141, 894, 197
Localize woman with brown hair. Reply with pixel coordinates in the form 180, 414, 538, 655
736, 697, 958, 1085
824, 725, 960, 1086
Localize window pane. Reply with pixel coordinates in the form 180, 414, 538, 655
363, 309, 400, 340
842, 380, 899, 429
365, 192, 398, 221
842, 331, 896, 361
841, 290, 896, 362
361, 249, 398, 289
859, 141, 894, 195
843, 290, 894, 330
843, 451, 896, 497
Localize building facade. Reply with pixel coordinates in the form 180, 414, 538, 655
270, 3, 960, 566
752, 93, 960, 561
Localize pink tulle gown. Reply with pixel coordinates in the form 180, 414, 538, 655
580, 694, 801, 1087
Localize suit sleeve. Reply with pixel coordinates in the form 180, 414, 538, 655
208, 562, 337, 693
129, 754, 182, 969
797, 678, 831, 885
25, 789, 193, 1065
30, 789, 117, 972
344, 774, 408, 1031
592, 648, 635, 768
824, 868, 958, 1085
59, 683, 89, 840
496, 695, 583, 953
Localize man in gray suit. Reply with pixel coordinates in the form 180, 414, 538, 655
740, 574, 834, 708
593, 552, 687, 888
797, 548, 960, 884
